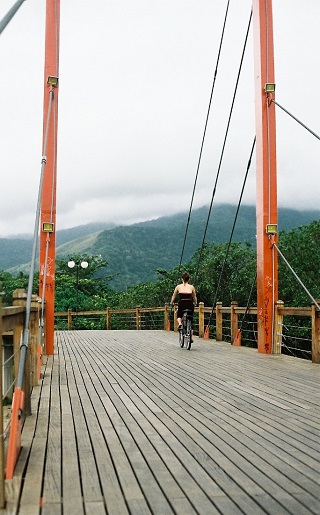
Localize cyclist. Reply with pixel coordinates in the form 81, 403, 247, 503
170, 272, 197, 336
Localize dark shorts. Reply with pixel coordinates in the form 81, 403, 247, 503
177, 300, 194, 319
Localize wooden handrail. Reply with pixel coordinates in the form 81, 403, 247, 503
1, 289, 46, 489
55, 301, 320, 363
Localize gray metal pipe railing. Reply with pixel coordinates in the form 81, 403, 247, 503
0, 0, 27, 35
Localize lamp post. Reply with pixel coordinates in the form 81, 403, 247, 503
67, 260, 89, 327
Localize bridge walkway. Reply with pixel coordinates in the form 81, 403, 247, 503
4, 330, 320, 514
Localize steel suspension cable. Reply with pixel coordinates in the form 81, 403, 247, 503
271, 99, 320, 141
205, 136, 256, 331
0, 0, 26, 35
16, 90, 54, 388
273, 242, 320, 311
194, 9, 253, 284
177, 0, 231, 274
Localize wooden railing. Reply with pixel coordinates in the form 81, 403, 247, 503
55, 301, 320, 363
0, 289, 44, 506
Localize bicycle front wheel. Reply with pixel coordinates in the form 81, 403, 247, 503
179, 328, 184, 347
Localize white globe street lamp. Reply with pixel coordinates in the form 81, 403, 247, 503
67, 260, 89, 327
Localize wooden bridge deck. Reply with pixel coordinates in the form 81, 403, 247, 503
4, 330, 320, 514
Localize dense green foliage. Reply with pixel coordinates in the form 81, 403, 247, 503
54, 221, 320, 313
278, 221, 320, 306
55, 255, 114, 312
1, 220, 320, 316
0, 271, 36, 306
3, 205, 320, 290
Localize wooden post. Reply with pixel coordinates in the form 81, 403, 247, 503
273, 300, 283, 354
173, 304, 178, 332
216, 302, 222, 341
0, 299, 5, 508
67, 309, 72, 330
198, 302, 204, 338
230, 301, 238, 342
12, 288, 27, 307
106, 307, 111, 330
311, 302, 320, 364
164, 303, 170, 331
136, 306, 141, 330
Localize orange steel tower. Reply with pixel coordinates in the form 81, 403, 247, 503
252, 0, 278, 353
40, 0, 60, 355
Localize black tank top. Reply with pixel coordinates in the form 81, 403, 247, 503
179, 292, 193, 301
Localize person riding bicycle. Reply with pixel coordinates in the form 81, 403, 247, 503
170, 272, 197, 333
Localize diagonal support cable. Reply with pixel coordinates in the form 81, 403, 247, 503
0, 0, 26, 35
272, 99, 320, 141
273, 242, 320, 311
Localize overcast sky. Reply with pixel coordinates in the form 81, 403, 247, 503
1, 0, 319, 237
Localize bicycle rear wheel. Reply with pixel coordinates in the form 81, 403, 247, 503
186, 319, 192, 350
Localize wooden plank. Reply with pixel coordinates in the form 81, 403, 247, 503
86, 330, 320, 512
87, 338, 265, 514
63, 334, 132, 514
9, 329, 320, 514
56, 333, 84, 514
77, 335, 238, 514
18, 356, 53, 513
42, 356, 62, 506
60, 335, 103, 506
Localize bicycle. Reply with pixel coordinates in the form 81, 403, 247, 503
179, 309, 193, 350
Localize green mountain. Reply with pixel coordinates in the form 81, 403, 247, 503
2, 204, 320, 290
57, 204, 320, 290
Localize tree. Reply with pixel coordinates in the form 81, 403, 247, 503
55, 254, 115, 312
192, 242, 256, 307
0, 270, 32, 306
278, 220, 320, 306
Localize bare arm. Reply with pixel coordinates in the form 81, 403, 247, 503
170, 286, 179, 305
192, 286, 197, 305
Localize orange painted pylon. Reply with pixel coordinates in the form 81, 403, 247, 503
6, 388, 24, 479
203, 325, 210, 339
233, 329, 242, 346
39, 0, 60, 356
253, 0, 278, 353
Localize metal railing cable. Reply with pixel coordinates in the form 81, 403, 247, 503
272, 99, 320, 141
273, 242, 320, 311
238, 272, 257, 331
0, 0, 26, 35
177, 0, 231, 274
204, 136, 255, 330
193, 9, 253, 285
16, 90, 54, 389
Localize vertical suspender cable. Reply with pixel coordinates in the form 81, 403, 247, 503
194, 9, 253, 285
205, 136, 256, 331
178, 0, 231, 274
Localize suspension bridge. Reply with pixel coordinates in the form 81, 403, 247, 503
0, 1, 320, 513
